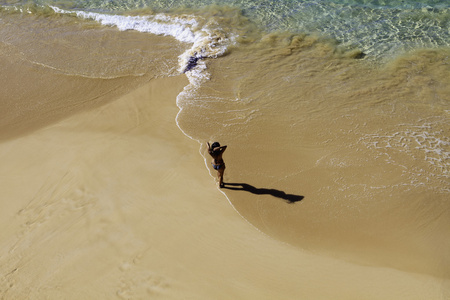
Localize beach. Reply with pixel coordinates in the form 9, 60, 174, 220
0, 75, 447, 299
1, 1, 449, 299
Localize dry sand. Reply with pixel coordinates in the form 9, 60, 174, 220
0, 75, 447, 299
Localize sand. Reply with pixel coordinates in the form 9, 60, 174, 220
0, 75, 448, 299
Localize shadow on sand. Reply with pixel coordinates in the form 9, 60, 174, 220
222, 182, 304, 204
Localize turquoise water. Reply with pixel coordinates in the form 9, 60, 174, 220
2, 0, 450, 58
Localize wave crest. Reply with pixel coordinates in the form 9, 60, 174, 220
50, 6, 237, 84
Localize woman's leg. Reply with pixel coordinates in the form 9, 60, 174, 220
218, 166, 225, 188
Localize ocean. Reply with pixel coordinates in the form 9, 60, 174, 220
1, 0, 449, 281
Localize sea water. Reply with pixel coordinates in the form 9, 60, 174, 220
3, 0, 450, 60
1, 0, 449, 278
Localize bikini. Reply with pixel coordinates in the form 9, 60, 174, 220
209, 148, 224, 171
212, 162, 224, 170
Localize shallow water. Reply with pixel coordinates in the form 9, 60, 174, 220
177, 35, 449, 276
1, 0, 449, 279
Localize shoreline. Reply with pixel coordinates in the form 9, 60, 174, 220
177, 41, 450, 280
0, 75, 448, 299
1, 3, 449, 298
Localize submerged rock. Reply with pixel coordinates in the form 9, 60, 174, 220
183, 54, 204, 73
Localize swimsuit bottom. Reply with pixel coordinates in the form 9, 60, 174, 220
212, 163, 224, 170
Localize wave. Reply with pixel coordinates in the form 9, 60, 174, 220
50, 6, 238, 86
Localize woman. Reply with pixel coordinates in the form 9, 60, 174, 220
207, 142, 227, 188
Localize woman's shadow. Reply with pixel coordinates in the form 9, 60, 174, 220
222, 182, 304, 204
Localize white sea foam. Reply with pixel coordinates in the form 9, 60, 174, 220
50, 6, 236, 86
360, 124, 449, 183
51, 6, 197, 43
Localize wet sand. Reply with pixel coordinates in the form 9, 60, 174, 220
0, 75, 448, 299
181, 43, 450, 280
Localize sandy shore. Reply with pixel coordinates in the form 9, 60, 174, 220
0, 75, 447, 299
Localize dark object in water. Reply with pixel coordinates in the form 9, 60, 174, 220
354, 51, 366, 59
183, 53, 204, 73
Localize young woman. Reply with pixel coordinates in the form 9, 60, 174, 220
207, 142, 227, 188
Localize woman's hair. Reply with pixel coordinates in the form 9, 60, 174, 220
209, 142, 221, 155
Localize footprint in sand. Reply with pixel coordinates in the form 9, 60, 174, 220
117, 257, 171, 299
15, 184, 97, 240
